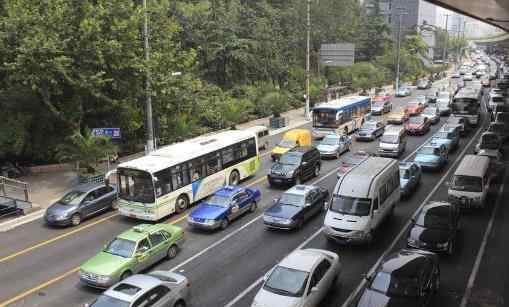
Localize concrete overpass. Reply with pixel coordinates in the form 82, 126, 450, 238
425, 0, 509, 33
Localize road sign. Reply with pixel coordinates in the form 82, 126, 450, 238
320, 43, 355, 67
92, 128, 121, 139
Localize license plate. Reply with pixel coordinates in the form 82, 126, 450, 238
273, 179, 281, 182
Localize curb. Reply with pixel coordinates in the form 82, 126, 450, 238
0, 206, 44, 232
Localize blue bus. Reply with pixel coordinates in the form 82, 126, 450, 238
312, 96, 372, 139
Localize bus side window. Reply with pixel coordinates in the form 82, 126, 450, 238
206, 152, 222, 176
171, 164, 189, 190
155, 169, 172, 196
189, 158, 206, 182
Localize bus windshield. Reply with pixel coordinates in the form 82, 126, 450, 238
118, 168, 155, 204
330, 195, 372, 216
313, 109, 338, 128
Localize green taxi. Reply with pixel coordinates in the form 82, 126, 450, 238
79, 223, 184, 288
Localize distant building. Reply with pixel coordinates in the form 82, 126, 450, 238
362, 0, 438, 59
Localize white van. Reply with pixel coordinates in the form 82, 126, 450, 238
448, 154, 491, 209
324, 157, 400, 244
378, 126, 407, 158
246, 125, 270, 150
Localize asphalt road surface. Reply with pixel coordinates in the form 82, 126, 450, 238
1, 77, 504, 307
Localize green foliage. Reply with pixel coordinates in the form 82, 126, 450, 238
56, 129, 117, 173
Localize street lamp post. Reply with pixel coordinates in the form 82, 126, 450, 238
143, 0, 155, 154
305, 0, 311, 121
395, 8, 407, 94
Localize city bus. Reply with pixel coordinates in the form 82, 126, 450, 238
451, 87, 482, 127
311, 96, 372, 139
114, 130, 260, 221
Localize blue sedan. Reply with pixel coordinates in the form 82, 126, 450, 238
413, 143, 448, 171
187, 186, 261, 230
399, 162, 421, 197
430, 126, 460, 152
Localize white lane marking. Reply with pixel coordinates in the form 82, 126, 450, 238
341, 121, 485, 307
224, 227, 325, 307
459, 179, 506, 307
169, 166, 340, 273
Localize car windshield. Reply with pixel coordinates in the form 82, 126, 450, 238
330, 195, 371, 216
373, 102, 385, 107
263, 266, 309, 297
419, 147, 438, 155
370, 271, 420, 297
416, 207, 450, 229
278, 139, 297, 148
451, 175, 482, 193
400, 168, 410, 179
90, 295, 130, 307
279, 153, 302, 165
438, 102, 449, 108
59, 190, 87, 206
279, 193, 305, 207
207, 194, 231, 207
321, 136, 339, 146
118, 168, 155, 204
362, 123, 377, 130
381, 134, 399, 144
104, 238, 136, 258
434, 132, 450, 139
423, 108, 435, 115
409, 117, 424, 124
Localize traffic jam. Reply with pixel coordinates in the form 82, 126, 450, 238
0, 49, 507, 307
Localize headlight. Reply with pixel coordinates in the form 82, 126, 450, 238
407, 238, 418, 245
187, 216, 194, 223
263, 215, 273, 223
436, 242, 448, 249
96, 275, 112, 283
279, 218, 293, 225
350, 230, 366, 239
204, 219, 217, 225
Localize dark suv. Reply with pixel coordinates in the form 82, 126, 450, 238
267, 147, 321, 187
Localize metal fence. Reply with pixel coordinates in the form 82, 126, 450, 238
78, 174, 105, 185
0, 176, 31, 202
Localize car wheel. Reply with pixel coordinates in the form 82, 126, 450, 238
71, 213, 81, 226
336, 151, 341, 159
175, 194, 189, 214
447, 240, 454, 255
220, 219, 229, 230
296, 219, 304, 230
249, 202, 257, 213
120, 271, 132, 281
365, 231, 374, 245
167, 245, 179, 259
314, 165, 320, 177
174, 300, 186, 307
111, 199, 119, 210
229, 170, 240, 186
295, 175, 302, 185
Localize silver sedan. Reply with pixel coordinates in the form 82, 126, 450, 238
316, 134, 351, 158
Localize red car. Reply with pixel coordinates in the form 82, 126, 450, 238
406, 101, 425, 116
405, 116, 431, 135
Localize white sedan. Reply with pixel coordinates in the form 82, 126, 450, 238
251, 249, 341, 307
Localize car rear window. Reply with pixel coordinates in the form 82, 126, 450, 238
113, 283, 142, 296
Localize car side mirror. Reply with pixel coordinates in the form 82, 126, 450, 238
273, 198, 279, 204
324, 201, 330, 211
362, 273, 372, 282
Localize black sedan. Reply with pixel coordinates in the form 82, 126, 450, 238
357, 249, 440, 307
407, 201, 460, 255
263, 185, 328, 230
44, 183, 118, 226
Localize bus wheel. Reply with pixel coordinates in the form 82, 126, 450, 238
175, 194, 189, 213
229, 170, 240, 186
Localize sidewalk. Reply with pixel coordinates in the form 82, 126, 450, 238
0, 105, 310, 232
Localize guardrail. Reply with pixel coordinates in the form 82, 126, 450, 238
0, 176, 31, 203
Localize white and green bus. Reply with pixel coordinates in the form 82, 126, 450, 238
115, 130, 261, 221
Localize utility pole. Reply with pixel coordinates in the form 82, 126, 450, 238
395, 8, 407, 94
442, 14, 450, 63
305, 0, 311, 121
143, 0, 155, 153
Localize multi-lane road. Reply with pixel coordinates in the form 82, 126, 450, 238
0, 77, 506, 307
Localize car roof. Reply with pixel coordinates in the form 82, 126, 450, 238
285, 185, 317, 196
279, 249, 323, 272
214, 185, 244, 198
105, 274, 163, 302
117, 224, 168, 242
421, 201, 453, 215
74, 183, 103, 192
398, 162, 415, 170
380, 250, 429, 277
455, 155, 490, 177
289, 146, 315, 154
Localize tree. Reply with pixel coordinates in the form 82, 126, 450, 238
56, 130, 117, 173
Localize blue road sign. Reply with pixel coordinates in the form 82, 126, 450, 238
92, 128, 121, 139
